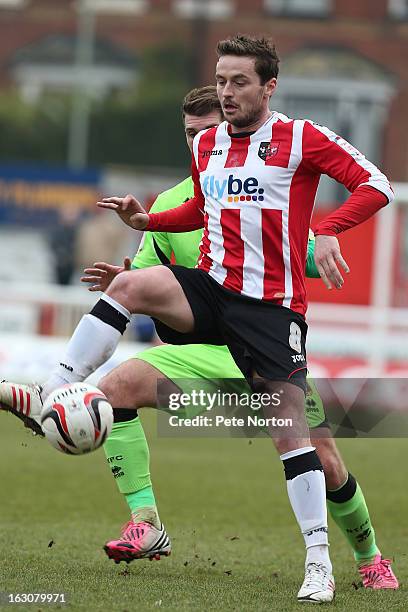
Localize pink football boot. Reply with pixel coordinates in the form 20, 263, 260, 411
104, 520, 171, 564
359, 555, 399, 589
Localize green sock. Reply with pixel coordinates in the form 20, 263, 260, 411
103, 415, 160, 528
327, 473, 380, 565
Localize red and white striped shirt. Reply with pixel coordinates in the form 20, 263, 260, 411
147, 113, 393, 315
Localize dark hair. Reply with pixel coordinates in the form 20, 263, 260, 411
216, 34, 279, 83
182, 86, 222, 119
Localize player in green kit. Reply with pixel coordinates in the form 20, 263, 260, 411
1, 87, 398, 589
79, 87, 397, 588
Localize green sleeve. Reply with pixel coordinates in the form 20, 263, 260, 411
132, 195, 173, 269
305, 233, 320, 278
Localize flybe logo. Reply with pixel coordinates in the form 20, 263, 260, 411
202, 174, 265, 202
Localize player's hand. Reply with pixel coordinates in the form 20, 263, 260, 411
80, 256, 132, 292
96, 194, 149, 230
314, 235, 350, 290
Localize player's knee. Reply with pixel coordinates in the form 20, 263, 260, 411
98, 373, 120, 406
99, 373, 132, 407
99, 368, 153, 410
109, 268, 169, 313
108, 270, 141, 307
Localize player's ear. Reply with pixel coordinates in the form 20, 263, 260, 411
265, 78, 277, 98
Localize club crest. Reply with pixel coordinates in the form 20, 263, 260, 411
258, 141, 280, 161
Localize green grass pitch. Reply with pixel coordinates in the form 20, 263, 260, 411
0, 412, 407, 611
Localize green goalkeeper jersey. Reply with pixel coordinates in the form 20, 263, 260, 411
133, 176, 319, 277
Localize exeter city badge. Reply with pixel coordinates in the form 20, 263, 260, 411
258, 141, 279, 161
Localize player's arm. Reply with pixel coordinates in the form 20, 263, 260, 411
302, 122, 393, 288
98, 181, 204, 233
146, 160, 205, 233
303, 123, 392, 232
133, 194, 174, 269
83, 194, 175, 291
98, 141, 205, 233
81, 233, 172, 291
81, 231, 172, 289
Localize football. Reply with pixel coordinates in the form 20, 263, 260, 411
40, 383, 114, 455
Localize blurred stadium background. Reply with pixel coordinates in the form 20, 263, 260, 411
1, 3, 408, 610
0, 0, 407, 382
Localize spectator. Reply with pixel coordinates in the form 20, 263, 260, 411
49, 208, 80, 285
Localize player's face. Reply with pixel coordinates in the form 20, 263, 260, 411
216, 55, 276, 131
184, 110, 223, 152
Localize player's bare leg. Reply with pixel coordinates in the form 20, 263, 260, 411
256, 378, 335, 603
106, 267, 195, 331
41, 265, 194, 397
312, 432, 399, 589
98, 358, 179, 409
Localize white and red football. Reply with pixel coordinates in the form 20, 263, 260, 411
40, 383, 113, 455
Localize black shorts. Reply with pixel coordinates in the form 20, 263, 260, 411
154, 265, 308, 390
